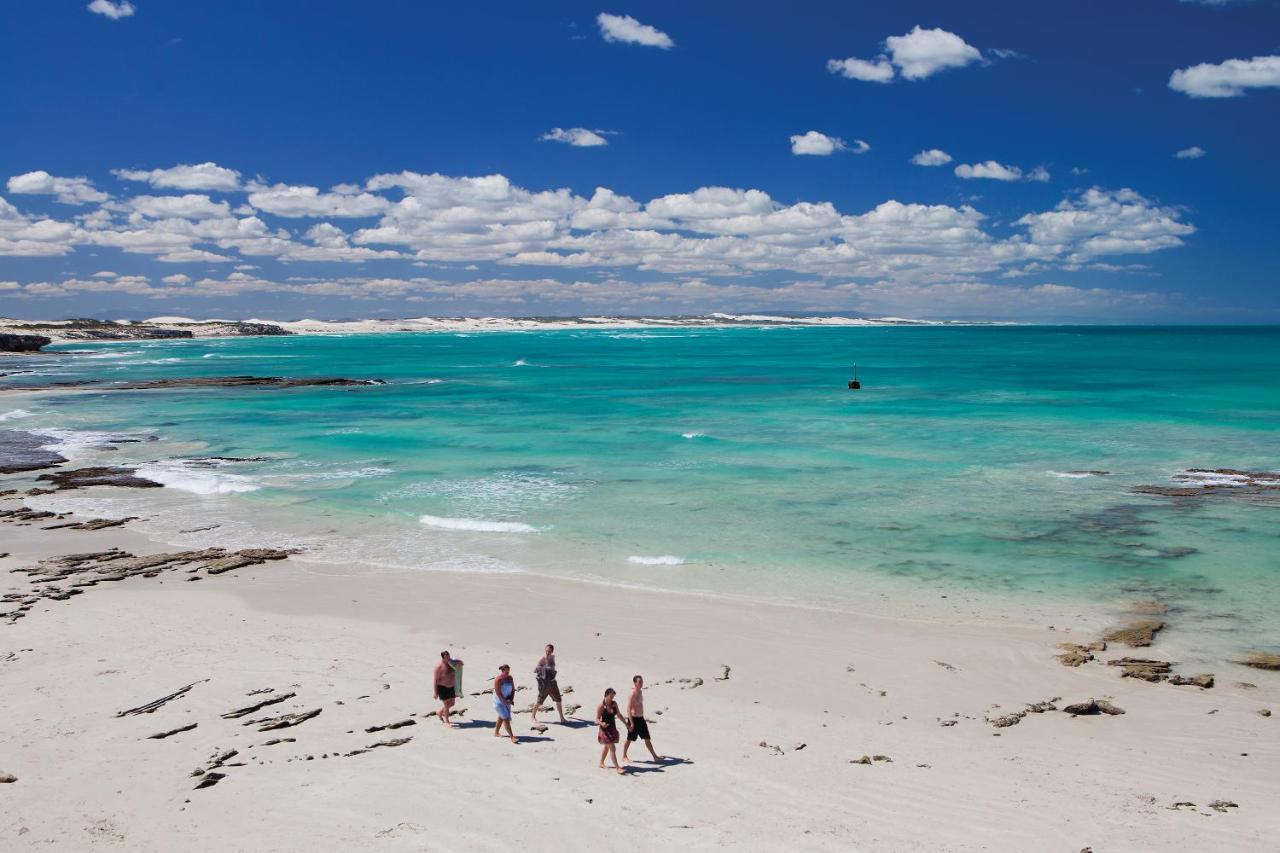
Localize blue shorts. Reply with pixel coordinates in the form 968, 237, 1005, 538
494, 699, 512, 720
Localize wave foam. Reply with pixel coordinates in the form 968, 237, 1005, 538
134, 461, 261, 495
681, 432, 707, 440
419, 514, 538, 533
0, 409, 34, 422
31, 427, 148, 457
627, 555, 686, 566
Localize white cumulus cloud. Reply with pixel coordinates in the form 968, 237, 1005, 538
88, 0, 135, 19
826, 57, 895, 83
1169, 55, 1280, 97
540, 127, 610, 147
954, 161, 1024, 181
597, 13, 673, 49
790, 131, 867, 156
113, 162, 242, 191
6, 171, 109, 205
911, 149, 953, 166
884, 26, 983, 80
1175, 146, 1207, 159
829, 26, 983, 84
129, 194, 232, 220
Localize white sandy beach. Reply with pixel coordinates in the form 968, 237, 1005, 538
0, 313, 950, 347
2, 489, 1278, 852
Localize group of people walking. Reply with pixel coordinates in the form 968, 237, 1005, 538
432, 644, 664, 774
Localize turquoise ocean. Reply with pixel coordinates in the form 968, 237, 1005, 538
5, 326, 1279, 661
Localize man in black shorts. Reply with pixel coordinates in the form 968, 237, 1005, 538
623, 674, 663, 763
531, 643, 567, 724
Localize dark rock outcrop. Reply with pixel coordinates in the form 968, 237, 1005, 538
1102, 620, 1166, 648
0, 333, 51, 352
1107, 657, 1173, 682
1237, 652, 1280, 671
115, 375, 385, 390
0, 430, 66, 474
1062, 698, 1125, 716
36, 467, 163, 490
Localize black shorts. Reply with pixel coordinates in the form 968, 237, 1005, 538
436, 685, 456, 701
627, 717, 651, 742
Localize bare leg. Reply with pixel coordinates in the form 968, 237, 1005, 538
644, 738, 663, 762
599, 744, 608, 769
442, 697, 455, 727
608, 743, 624, 774
555, 699, 567, 724
503, 718, 517, 743
622, 736, 631, 761
493, 716, 502, 737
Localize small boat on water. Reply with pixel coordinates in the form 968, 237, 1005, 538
848, 364, 861, 390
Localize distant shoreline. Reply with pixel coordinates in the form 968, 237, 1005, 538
1, 313, 977, 347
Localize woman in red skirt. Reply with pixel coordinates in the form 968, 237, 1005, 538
596, 687, 628, 774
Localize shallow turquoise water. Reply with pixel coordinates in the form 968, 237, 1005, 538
6, 326, 1279, 652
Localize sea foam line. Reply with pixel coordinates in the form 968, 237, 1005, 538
627, 555, 686, 566
0, 409, 35, 422
419, 514, 539, 533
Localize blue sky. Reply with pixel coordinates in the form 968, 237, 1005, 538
1, 1, 1277, 321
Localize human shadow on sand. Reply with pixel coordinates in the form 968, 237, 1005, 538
621, 757, 692, 775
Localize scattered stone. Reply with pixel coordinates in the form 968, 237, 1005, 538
346, 737, 412, 757
1057, 642, 1103, 667
1208, 800, 1238, 813
1102, 620, 1165, 648
987, 711, 1026, 729
678, 677, 703, 689
1108, 657, 1173, 682
1062, 698, 1125, 716
934, 660, 957, 672
203, 549, 290, 575
1169, 674, 1215, 689
939, 719, 958, 727
758, 741, 784, 756
715, 665, 731, 681
147, 722, 198, 740
193, 772, 226, 790
262, 738, 296, 746
1026, 699, 1058, 713
41, 517, 139, 531
222, 692, 295, 719
1258, 709, 1271, 717
872, 755, 892, 763
116, 679, 208, 716
365, 718, 415, 733
0, 507, 58, 523
851, 755, 872, 765
1236, 682, 1256, 690
0, 771, 16, 783
257, 707, 322, 731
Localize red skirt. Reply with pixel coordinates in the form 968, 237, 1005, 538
598, 723, 619, 744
